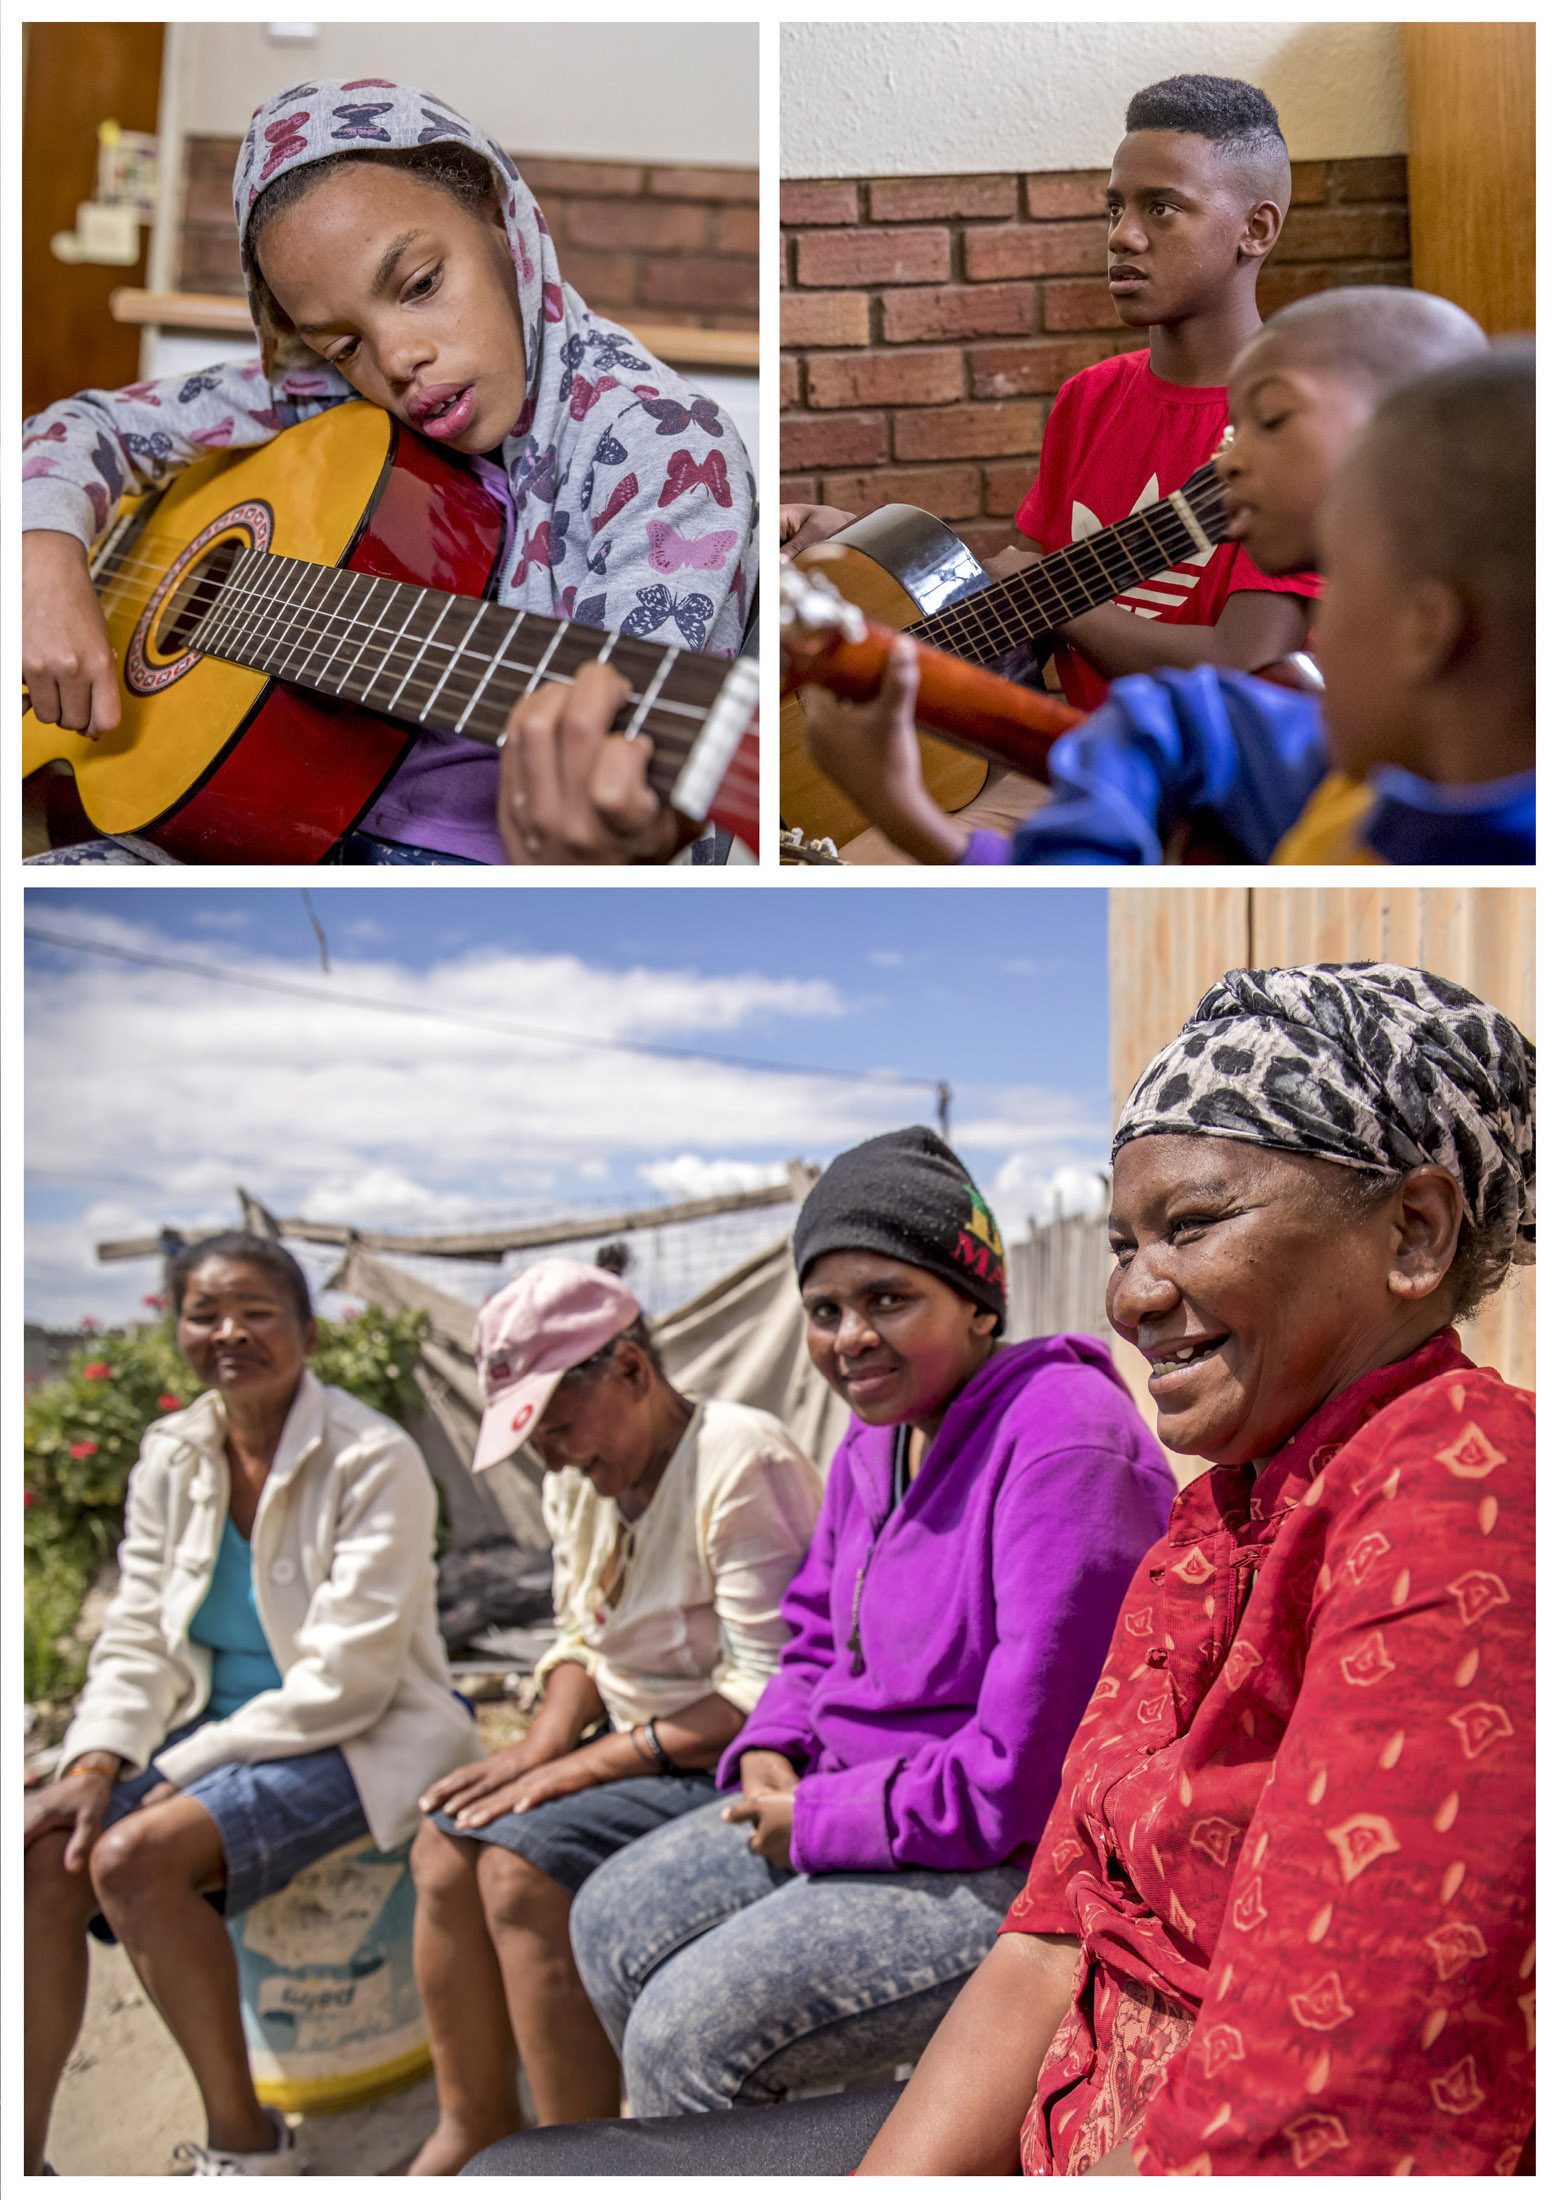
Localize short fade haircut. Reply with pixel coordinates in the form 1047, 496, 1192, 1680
1351, 345, 1534, 686
1125, 73, 1290, 207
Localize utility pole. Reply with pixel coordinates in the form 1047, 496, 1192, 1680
936, 1081, 952, 1140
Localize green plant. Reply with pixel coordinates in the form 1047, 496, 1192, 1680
24, 1302, 431, 1703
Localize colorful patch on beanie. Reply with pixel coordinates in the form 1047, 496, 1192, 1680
954, 1184, 1005, 1291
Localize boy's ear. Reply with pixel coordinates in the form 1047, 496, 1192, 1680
1238, 198, 1284, 267
1398, 575, 1472, 683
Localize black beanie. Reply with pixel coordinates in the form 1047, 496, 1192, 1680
793, 1126, 1007, 1329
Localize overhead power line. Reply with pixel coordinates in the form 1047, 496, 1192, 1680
23, 924, 953, 1126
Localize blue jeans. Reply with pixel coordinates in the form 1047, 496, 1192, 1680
569, 1798, 1024, 2115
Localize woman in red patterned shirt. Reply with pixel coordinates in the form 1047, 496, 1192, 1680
859, 961, 1534, 2177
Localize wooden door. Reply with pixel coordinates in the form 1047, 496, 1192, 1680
23, 21, 166, 417
1403, 23, 1535, 334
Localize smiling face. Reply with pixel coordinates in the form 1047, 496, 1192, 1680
801, 1250, 998, 1433
176, 1257, 314, 1415
1219, 347, 1376, 576
255, 162, 527, 454
1104, 131, 1279, 332
1106, 1135, 1456, 1467
528, 1343, 659, 1504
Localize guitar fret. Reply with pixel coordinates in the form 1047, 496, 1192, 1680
624, 647, 679, 737
385, 592, 456, 717
522, 621, 570, 696
308, 567, 373, 689
358, 588, 433, 712
332, 575, 399, 702
411, 596, 489, 722
275, 562, 341, 685
215, 548, 282, 663
453, 606, 526, 734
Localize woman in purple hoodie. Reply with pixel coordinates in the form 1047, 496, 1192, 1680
550, 1127, 1176, 2121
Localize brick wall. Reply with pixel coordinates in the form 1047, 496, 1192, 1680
781, 158, 1409, 559
182, 140, 758, 329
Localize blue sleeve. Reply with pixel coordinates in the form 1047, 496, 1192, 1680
1006, 666, 1329, 865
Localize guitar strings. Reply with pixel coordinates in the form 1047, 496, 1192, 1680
89, 565, 719, 725
909, 490, 1225, 658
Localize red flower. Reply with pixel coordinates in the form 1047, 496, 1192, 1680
83, 1362, 112, 1380
68, 1441, 98, 1458
23, 1489, 34, 1509
79, 1317, 101, 1333
157, 1394, 184, 1411
143, 1293, 169, 1311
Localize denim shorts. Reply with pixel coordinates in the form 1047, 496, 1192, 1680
89, 1717, 369, 1940
427, 1768, 717, 1896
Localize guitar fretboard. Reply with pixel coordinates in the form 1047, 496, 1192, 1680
190, 550, 745, 809
904, 460, 1230, 665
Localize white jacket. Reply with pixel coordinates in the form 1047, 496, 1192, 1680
59, 1370, 475, 1849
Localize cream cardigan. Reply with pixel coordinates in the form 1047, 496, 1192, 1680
59, 1370, 475, 1849
535, 1398, 823, 1731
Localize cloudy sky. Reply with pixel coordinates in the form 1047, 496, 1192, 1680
25, 885, 1112, 1328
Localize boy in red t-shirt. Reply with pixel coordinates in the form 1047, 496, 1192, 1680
1003, 73, 1320, 711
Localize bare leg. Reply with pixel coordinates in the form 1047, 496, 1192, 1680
406, 1822, 524, 2177
89, 1795, 276, 2156
477, 1846, 621, 2125
24, 1830, 102, 2173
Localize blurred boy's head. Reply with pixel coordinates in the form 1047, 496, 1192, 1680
1314, 346, 1534, 783
1108, 76, 1289, 330
1220, 287, 1487, 575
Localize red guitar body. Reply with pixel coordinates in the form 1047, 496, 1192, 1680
143, 426, 505, 863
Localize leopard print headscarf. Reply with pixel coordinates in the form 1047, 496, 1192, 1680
1113, 963, 1535, 1268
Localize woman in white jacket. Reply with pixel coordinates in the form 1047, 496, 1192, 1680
22, 1232, 475, 2176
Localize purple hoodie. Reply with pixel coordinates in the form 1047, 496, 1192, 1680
718, 1336, 1174, 1876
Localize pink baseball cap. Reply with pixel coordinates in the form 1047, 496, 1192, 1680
471, 1259, 642, 1472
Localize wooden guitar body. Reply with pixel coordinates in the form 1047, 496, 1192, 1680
23, 405, 506, 862
780, 504, 996, 845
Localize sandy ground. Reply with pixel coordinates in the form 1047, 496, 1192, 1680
50, 1940, 442, 2175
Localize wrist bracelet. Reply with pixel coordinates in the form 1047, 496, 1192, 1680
644, 1718, 677, 1776
62, 1763, 114, 1781
628, 1725, 656, 1769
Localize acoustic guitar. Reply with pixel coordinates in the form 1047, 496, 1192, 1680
780, 457, 1231, 846
23, 403, 758, 863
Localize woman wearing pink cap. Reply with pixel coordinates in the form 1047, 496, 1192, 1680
407, 1255, 822, 2173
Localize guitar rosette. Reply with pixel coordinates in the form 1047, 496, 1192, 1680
124, 501, 274, 695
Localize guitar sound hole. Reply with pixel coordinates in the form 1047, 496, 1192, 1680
154, 536, 247, 656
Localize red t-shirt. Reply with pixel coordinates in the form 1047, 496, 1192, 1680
1000, 1329, 1535, 2177
1015, 350, 1321, 712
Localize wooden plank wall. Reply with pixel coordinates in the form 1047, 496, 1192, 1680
1403, 23, 1535, 336
1108, 887, 1535, 1402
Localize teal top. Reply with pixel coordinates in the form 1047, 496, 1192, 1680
188, 1514, 283, 1718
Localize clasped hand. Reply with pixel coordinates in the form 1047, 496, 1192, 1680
418, 1736, 603, 1832
722, 1748, 800, 1871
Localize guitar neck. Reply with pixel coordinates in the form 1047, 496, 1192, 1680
907, 460, 1230, 663
189, 551, 754, 818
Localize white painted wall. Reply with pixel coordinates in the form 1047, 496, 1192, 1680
782, 22, 1405, 179
178, 23, 757, 166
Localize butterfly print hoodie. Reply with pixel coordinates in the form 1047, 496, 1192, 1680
20, 81, 756, 862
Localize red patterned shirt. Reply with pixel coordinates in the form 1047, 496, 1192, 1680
1000, 1328, 1534, 2176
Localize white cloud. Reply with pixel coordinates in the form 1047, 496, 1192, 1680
990, 1156, 1112, 1240
638, 1154, 792, 1200
868, 949, 903, 967
25, 919, 1108, 1328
